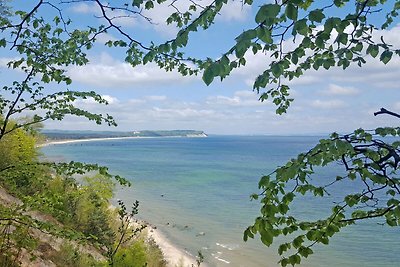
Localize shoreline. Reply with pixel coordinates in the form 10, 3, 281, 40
38, 135, 207, 147
38, 136, 149, 147
147, 225, 201, 267
110, 206, 201, 267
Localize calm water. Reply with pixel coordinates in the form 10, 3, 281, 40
41, 136, 400, 267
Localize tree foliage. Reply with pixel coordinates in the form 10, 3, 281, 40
245, 123, 400, 266
0, 0, 399, 266
0, 126, 153, 265
0, 126, 37, 170
0, 1, 398, 120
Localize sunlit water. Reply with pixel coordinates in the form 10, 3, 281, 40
41, 136, 400, 267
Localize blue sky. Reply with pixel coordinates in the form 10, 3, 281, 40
2, 0, 400, 135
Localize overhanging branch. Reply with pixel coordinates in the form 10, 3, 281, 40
374, 108, 400, 119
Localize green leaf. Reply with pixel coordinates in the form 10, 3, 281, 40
257, 27, 273, 44
320, 236, 329, 245
285, 4, 298, 21
202, 64, 216, 85
298, 246, 313, 258
353, 43, 363, 52
271, 63, 283, 77
255, 4, 281, 23
145, 0, 154, 9
324, 17, 340, 34
291, 53, 299, 64
174, 32, 189, 47
260, 230, 273, 246
292, 235, 304, 249
33, 20, 39, 29
236, 29, 257, 42
42, 74, 50, 83
288, 254, 301, 265
306, 230, 318, 241
292, 19, 308, 36
243, 227, 254, 241
337, 33, 348, 45
281, 258, 289, 267
380, 50, 393, 64
309, 9, 325, 22
345, 51, 353, 60
278, 243, 288, 255
386, 216, 397, 226
0, 38, 6, 47
325, 225, 339, 237
315, 36, 325, 49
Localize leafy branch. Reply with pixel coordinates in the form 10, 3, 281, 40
245, 109, 400, 266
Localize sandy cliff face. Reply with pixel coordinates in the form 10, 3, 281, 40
0, 187, 105, 267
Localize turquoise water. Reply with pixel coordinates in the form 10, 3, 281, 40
41, 136, 400, 267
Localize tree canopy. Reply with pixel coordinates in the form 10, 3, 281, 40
0, 0, 399, 266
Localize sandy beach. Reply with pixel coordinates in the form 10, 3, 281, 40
147, 226, 200, 267
115, 209, 201, 267
38, 134, 207, 148
38, 136, 149, 147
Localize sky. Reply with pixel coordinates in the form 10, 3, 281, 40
2, 0, 400, 135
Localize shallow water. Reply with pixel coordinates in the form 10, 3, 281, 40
42, 136, 400, 267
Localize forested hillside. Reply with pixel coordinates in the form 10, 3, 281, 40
0, 124, 166, 266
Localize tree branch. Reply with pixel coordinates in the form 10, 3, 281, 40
339, 205, 395, 223
374, 108, 400, 119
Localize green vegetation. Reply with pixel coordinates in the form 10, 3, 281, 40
0, 0, 399, 267
0, 123, 167, 266
2, 130, 192, 265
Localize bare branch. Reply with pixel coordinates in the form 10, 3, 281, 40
374, 108, 400, 119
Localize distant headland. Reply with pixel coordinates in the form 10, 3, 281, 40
42, 129, 208, 141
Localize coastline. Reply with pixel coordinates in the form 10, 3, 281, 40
147, 225, 200, 267
40, 137, 203, 267
38, 136, 158, 147
38, 134, 207, 147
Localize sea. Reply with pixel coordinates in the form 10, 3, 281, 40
41, 135, 400, 267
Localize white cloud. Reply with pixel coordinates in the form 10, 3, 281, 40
145, 95, 167, 101
68, 53, 195, 87
128, 99, 147, 105
152, 107, 216, 119
331, 58, 400, 88
372, 23, 400, 46
286, 75, 321, 86
392, 102, 400, 111
42, 87, 397, 135
71, 2, 93, 14
206, 90, 262, 107
102, 95, 119, 104
207, 95, 242, 106
310, 99, 346, 109
70, 2, 136, 27
94, 33, 117, 44
321, 84, 360, 96
217, 0, 251, 22
75, 94, 118, 106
